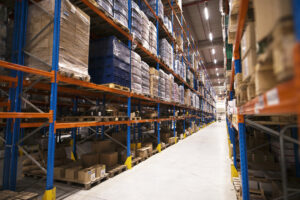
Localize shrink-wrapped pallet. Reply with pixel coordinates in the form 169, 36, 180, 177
150, 67, 158, 97
131, 51, 142, 94
89, 36, 130, 87
113, 0, 128, 28
131, 1, 142, 42
141, 61, 150, 95
26, 0, 90, 80
141, 0, 164, 21
149, 22, 157, 55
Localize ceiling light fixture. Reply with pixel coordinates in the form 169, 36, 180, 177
204, 7, 209, 20
212, 48, 215, 55
214, 59, 217, 64
209, 32, 213, 41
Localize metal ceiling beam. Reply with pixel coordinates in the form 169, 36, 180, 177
183, 0, 208, 8
196, 37, 223, 50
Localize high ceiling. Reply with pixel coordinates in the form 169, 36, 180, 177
182, 0, 225, 96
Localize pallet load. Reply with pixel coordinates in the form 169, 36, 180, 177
179, 85, 184, 105
159, 38, 173, 69
173, 82, 179, 103
131, 51, 142, 94
140, 10, 150, 51
26, 0, 90, 80
150, 67, 158, 98
113, 0, 128, 29
89, 36, 130, 88
141, 61, 150, 95
159, 69, 166, 100
141, 0, 164, 21
149, 22, 157, 55
131, 1, 142, 42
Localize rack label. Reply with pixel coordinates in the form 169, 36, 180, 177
266, 88, 279, 106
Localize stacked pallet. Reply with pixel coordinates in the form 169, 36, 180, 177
26, 0, 90, 80
89, 36, 130, 88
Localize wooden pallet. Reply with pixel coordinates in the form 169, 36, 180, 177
0, 190, 38, 200
102, 83, 130, 92
108, 164, 127, 178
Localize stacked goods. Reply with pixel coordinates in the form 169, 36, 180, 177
184, 89, 191, 106
141, 0, 164, 21
26, 0, 90, 80
0, 5, 7, 61
159, 39, 173, 68
169, 74, 174, 102
179, 85, 184, 105
89, 36, 130, 87
140, 11, 150, 51
131, 51, 142, 94
255, 55, 276, 96
241, 22, 256, 82
131, 1, 142, 42
159, 69, 166, 99
173, 83, 179, 103
149, 22, 157, 55
113, 0, 128, 28
164, 73, 170, 101
150, 67, 158, 97
95, 0, 113, 16
141, 61, 150, 95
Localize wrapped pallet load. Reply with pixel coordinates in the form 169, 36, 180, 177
113, 0, 128, 29
141, 61, 150, 96
89, 36, 130, 87
131, 51, 142, 94
150, 67, 158, 98
26, 0, 90, 80
131, 1, 142, 42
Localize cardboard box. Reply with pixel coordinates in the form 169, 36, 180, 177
241, 22, 256, 59
65, 166, 81, 180
137, 147, 149, 158
78, 167, 96, 183
92, 164, 105, 178
253, 0, 292, 42
92, 140, 114, 153
53, 167, 65, 179
242, 48, 256, 81
81, 153, 99, 168
99, 152, 118, 168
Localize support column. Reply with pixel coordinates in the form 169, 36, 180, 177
238, 115, 249, 200
43, 0, 61, 199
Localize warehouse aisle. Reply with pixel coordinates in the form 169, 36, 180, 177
62, 121, 236, 200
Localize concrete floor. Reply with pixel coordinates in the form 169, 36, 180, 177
61, 121, 236, 200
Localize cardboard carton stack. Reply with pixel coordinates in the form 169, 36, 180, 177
26, 0, 90, 80
150, 67, 159, 98
141, 61, 150, 95
131, 51, 142, 94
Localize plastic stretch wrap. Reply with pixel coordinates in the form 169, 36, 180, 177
140, 0, 164, 21
131, 1, 142, 42
96, 0, 113, 16
26, 0, 90, 79
149, 22, 157, 55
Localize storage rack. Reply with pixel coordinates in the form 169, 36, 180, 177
226, 0, 300, 199
0, 0, 216, 198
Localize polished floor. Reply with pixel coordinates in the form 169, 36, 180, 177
61, 121, 236, 200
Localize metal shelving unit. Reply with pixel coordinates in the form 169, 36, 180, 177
226, 0, 300, 199
0, 0, 216, 198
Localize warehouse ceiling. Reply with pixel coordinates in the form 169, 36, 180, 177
182, 0, 225, 96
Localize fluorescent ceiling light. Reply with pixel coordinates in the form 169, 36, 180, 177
209, 32, 213, 41
212, 48, 215, 55
214, 59, 217, 64
204, 7, 209, 20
